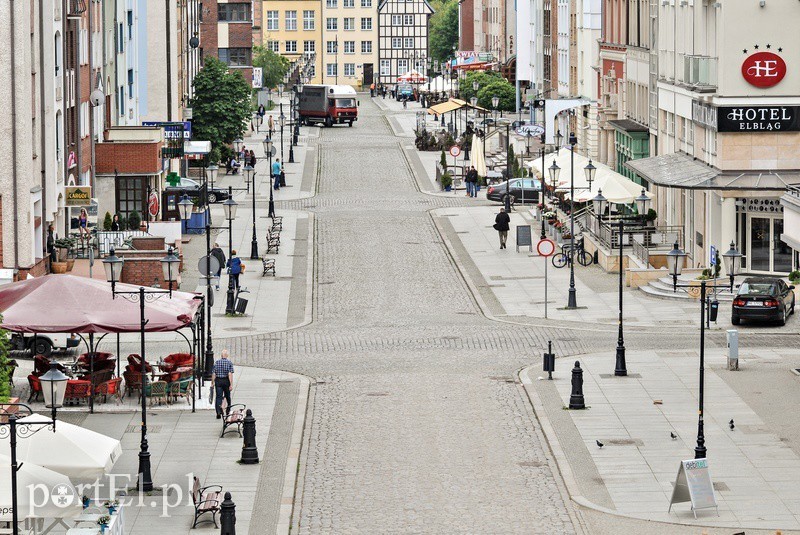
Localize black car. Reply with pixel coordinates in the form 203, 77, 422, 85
486, 179, 542, 204
732, 277, 795, 326
166, 177, 230, 204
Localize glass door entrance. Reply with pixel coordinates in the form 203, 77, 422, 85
747, 216, 792, 274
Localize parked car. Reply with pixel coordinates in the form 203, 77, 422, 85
732, 277, 795, 326
10, 332, 80, 356
486, 178, 542, 204
166, 177, 230, 204
396, 83, 416, 101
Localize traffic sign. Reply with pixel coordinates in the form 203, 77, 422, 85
198, 255, 221, 278
537, 238, 556, 257
449, 145, 462, 158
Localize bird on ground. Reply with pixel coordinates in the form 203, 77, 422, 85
729, 419, 735, 430
596, 440, 604, 448
670, 432, 677, 440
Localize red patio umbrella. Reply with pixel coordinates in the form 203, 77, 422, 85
0, 274, 201, 334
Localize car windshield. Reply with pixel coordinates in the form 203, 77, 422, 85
336, 98, 356, 108
739, 282, 777, 295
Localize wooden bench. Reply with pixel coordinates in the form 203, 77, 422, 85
262, 257, 276, 277
191, 476, 222, 528
266, 228, 281, 246
265, 231, 280, 254
220, 404, 246, 438
270, 215, 283, 232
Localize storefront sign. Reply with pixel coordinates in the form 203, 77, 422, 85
742, 51, 786, 88
65, 186, 92, 206
718, 105, 800, 132
669, 458, 718, 516
142, 121, 192, 140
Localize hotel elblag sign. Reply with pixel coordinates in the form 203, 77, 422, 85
692, 102, 800, 132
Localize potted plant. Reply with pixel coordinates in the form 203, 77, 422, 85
97, 515, 111, 533
441, 172, 453, 192
790, 270, 800, 284
644, 208, 657, 227
127, 210, 141, 231
103, 499, 119, 514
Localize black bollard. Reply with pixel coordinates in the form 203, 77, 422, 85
220, 492, 236, 535
569, 361, 586, 409
240, 409, 259, 464
543, 340, 555, 380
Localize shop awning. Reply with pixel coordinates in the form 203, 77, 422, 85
0, 274, 202, 333
427, 99, 490, 116
625, 152, 800, 191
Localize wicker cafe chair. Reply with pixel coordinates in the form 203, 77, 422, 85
144, 380, 168, 406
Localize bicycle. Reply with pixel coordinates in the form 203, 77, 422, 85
552, 241, 593, 268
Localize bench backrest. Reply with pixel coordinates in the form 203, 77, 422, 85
192, 477, 201, 505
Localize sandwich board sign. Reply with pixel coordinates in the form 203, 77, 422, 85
668, 458, 718, 518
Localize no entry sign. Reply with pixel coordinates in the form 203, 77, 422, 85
537, 238, 556, 257
449, 145, 462, 158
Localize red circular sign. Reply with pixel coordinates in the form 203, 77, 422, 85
148, 191, 159, 217
449, 145, 462, 157
537, 238, 556, 257
742, 52, 786, 88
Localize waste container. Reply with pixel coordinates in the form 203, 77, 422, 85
727, 329, 738, 370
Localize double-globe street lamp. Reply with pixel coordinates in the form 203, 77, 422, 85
102, 246, 180, 491
178, 187, 239, 319
592, 188, 650, 377
665, 240, 740, 459
264, 136, 276, 218
1, 365, 68, 535
548, 130, 579, 308
242, 165, 260, 260
288, 87, 296, 163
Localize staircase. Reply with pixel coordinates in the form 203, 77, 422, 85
640, 275, 736, 301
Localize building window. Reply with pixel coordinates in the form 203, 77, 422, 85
218, 3, 251, 22
404, 14, 413, 25
285, 41, 298, 53
361, 0, 372, 6
118, 86, 124, 116
304, 40, 316, 54
361, 41, 372, 54
404, 37, 413, 48
327, 40, 337, 54
117, 23, 124, 53
267, 40, 280, 52
115, 175, 146, 223
327, 0, 337, 7
218, 47, 252, 67
127, 69, 134, 98
343, 17, 355, 30
327, 63, 338, 77
303, 10, 315, 30
309, 65, 316, 78
360, 17, 372, 30
344, 0, 355, 7
379, 59, 390, 76
398, 58, 408, 71
326, 17, 338, 30
127, 10, 133, 39
392, 37, 402, 49
285, 11, 297, 31
266, 11, 279, 30
343, 41, 355, 54
344, 63, 355, 76
391, 15, 402, 25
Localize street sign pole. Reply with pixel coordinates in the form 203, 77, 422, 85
536, 238, 557, 320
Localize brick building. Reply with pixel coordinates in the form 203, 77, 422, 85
200, 1, 255, 84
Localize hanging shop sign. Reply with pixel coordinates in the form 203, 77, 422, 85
65, 186, 92, 206
742, 51, 786, 89
693, 101, 800, 132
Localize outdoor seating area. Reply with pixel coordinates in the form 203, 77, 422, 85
262, 215, 281, 277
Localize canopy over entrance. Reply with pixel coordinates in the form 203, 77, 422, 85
398, 69, 426, 83
427, 98, 489, 117
0, 275, 201, 334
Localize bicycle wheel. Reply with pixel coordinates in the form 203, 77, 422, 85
577, 250, 593, 266
551, 253, 568, 268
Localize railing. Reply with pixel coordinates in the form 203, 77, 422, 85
581, 211, 684, 266
684, 55, 717, 89
95, 230, 151, 257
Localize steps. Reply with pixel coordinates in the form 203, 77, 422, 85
639, 275, 736, 301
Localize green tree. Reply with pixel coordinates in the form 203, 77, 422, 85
190, 57, 252, 164
128, 210, 141, 231
477, 80, 515, 112
507, 144, 522, 178
103, 212, 113, 231
428, 1, 458, 63
460, 71, 504, 102
0, 316, 11, 403
252, 45, 291, 90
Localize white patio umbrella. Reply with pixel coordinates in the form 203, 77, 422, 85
2, 414, 122, 482
472, 130, 486, 176
0, 454, 81, 521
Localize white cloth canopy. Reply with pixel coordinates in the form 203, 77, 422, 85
421, 76, 452, 92
472, 131, 486, 176
3, 414, 122, 482
526, 148, 652, 204
397, 69, 426, 83
0, 453, 81, 521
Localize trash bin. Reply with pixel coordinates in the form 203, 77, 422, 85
727, 329, 738, 371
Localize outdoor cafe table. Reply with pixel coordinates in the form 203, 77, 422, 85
67, 506, 124, 535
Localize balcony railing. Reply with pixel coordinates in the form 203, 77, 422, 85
684, 55, 717, 89
581, 211, 684, 267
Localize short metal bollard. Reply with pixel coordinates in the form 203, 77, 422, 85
727, 329, 739, 371
569, 361, 586, 409
543, 340, 555, 380
220, 492, 236, 535
240, 409, 259, 464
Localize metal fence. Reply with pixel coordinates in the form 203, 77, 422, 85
581, 211, 684, 266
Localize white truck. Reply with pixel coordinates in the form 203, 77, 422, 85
298, 85, 358, 127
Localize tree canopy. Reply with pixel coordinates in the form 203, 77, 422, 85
252, 45, 291, 90
477, 80, 516, 112
190, 57, 252, 163
428, 1, 458, 63
459, 71, 505, 102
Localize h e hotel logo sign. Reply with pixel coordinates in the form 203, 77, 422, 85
742, 50, 786, 88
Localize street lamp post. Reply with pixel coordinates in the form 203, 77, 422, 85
223, 189, 238, 314
503, 121, 512, 212
1, 365, 67, 535
264, 136, 275, 218
722, 241, 742, 291
666, 242, 707, 458
244, 165, 259, 260
102, 247, 180, 492
288, 87, 296, 163
492, 95, 499, 125
566, 131, 578, 309
279, 105, 286, 165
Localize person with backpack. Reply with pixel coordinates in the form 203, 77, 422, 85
227, 250, 243, 291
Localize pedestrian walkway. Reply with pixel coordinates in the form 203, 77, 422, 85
521, 348, 800, 531
74, 366, 309, 535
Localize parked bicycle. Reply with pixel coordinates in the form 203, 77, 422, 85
552, 239, 593, 268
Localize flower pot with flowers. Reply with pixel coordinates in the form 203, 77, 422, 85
103, 499, 119, 514
97, 515, 111, 533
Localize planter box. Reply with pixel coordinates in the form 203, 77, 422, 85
51, 261, 68, 274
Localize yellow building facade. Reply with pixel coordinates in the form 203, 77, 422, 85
320, 0, 378, 89
261, 0, 323, 84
